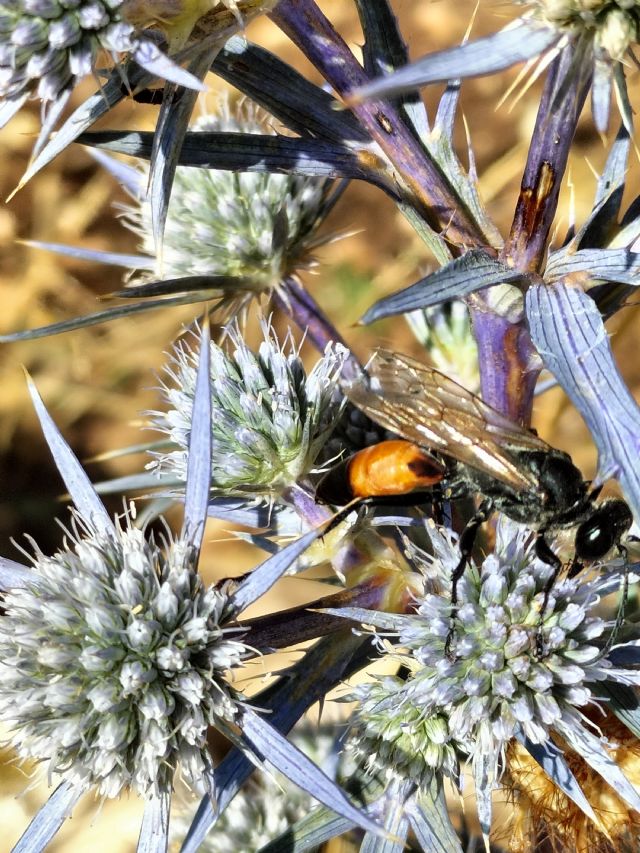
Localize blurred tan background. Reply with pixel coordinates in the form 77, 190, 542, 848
0, 0, 639, 849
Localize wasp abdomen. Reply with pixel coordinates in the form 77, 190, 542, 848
316, 440, 445, 506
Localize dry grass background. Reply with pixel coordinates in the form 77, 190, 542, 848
0, 1, 639, 849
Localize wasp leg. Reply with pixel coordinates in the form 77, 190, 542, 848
445, 499, 493, 660
535, 534, 564, 657
321, 491, 439, 539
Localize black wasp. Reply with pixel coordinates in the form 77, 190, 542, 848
316, 349, 633, 651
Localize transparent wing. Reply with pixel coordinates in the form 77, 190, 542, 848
343, 349, 553, 491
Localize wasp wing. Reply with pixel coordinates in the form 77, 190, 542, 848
343, 349, 553, 491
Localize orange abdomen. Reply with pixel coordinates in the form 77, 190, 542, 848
348, 439, 445, 498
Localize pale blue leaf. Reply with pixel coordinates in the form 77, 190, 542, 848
229, 525, 326, 613
32, 90, 72, 161
526, 283, 640, 521
599, 682, 640, 738
94, 472, 178, 496
360, 250, 520, 324
80, 131, 386, 185
181, 633, 373, 852
137, 790, 170, 853
132, 40, 206, 91
22, 240, 152, 270
594, 123, 629, 211
239, 707, 382, 837
28, 379, 115, 538
473, 755, 493, 838
516, 735, 596, 821
319, 607, 409, 633
13, 781, 83, 853
212, 37, 368, 143
207, 498, 303, 534
0, 94, 28, 129
613, 62, 634, 135
546, 248, 640, 285
360, 786, 409, 853
591, 56, 613, 134
87, 147, 144, 196
405, 779, 462, 853
182, 324, 212, 554
349, 22, 560, 102
608, 643, 640, 668
149, 47, 213, 254
258, 808, 353, 852
0, 292, 213, 342
555, 717, 640, 811
0, 557, 36, 590
353, 0, 429, 139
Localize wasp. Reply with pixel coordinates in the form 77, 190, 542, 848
316, 350, 633, 652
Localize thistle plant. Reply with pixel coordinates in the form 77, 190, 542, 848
3, 2, 640, 852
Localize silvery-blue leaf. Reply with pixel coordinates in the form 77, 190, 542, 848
0, 94, 28, 130
360, 785, 409, 853
0, 291, 212, 342
434, 80, 460, 142
546, 248, 640, 285
212, 37, 368, 143
32, 90, 72, 162
111, 275, 247, 299
149, 48, 213, 254
348, 22, 560, 103
94, 472, 178, 496
181, 633, 372, 852
258, 808, 353, 852
229, 525, 326, 613
473, 754, 493, 838
132, 40, 206, 91
353, 0, 429, 140
593, 123, 629, 211
182, 323, 211, 555
23, 240, 152, 270
137, 790, 170, 853
612, 62, 634, 135
86, 147, 144, 196
555, 718, 640, 811
516, 735, 596, 821
525, 283, 640, 522
360, 250, 521, 324
0, 557, 36, 591
566, 122, 629, 251
406, 780, 462, 853
80, 131, 389, 186
591, 56, 612, 134
319, 607, 409, 633
28, 379, 115, 538
608, 643, 640, 668
13, 781, 83, 853
599, 682, 640, 739
239, 707, 382, 837
207, 498, 303, 535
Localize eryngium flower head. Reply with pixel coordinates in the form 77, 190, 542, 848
349, 517, 639, 788
1, 0, 149, 110
124, 98, 338, 307
150, 323, 347, 496
0, 512, 247, 799
530, 0, 639, 59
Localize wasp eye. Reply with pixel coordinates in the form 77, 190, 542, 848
575, 500, 633, 560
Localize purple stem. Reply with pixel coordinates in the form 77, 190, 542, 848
275, 275, 362, 381
502, 41, 592, 273
270, 0, 486, 250
468, 302, 540, 425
